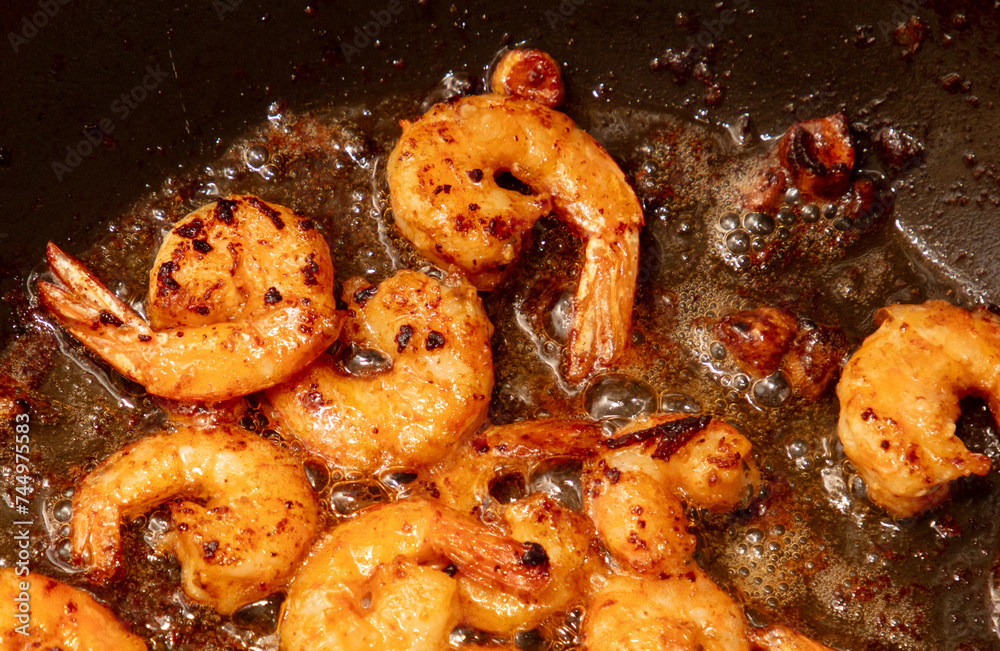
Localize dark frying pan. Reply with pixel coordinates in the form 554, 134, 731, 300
2, 0, 1000, 649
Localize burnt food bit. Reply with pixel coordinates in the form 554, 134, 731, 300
192, 239, 213, 254
353, 285, 379, 307
156, 261, 182, 295
519, 542, 550, 568
264, 287, 283, 305
174, 218, 205, 239
395, 324, 414, 352
213, 198, 238, 224
712, 307, 799, 376
425, 331, 446, 350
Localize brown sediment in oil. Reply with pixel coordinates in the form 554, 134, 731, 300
1, 88, 999, 650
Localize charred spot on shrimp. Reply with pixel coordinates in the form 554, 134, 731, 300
99, 310, 124, 327
192, 238, 213, 254
352, 285, 379, 307
519, 542, 550, 569
202, 540, 220, 560
395, 324, 414, 352
213, 198, 238, 224
426, 331, 446, 350
301, 253, 320, 286
174, 219, 205, 239
264, 287, 283, 305
156, 261, 182, 295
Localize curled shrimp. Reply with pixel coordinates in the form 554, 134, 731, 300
279, 497, 550, 651
837, 300, 999, 517
387, 94, 643, 382
266, 269, 493, 472
598, 414, 761, 513
0, 569, 146, 651
583, 572, 750, 651
38, 195, 343, 401
71, 424, 320, 615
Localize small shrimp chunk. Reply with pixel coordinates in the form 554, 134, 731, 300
388, 94, 643, 381
491, 48, 565, 107
0, 568, 146, 650
777, 112, 854, 201
267, 270, 493, 472
583, 572, 750, 651
71, 425, 320, 615
837, 301, 1000, 516
38, 196, 342, 401
280, 498, 550, 651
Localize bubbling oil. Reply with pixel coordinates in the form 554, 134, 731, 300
2, 80, 1000, 651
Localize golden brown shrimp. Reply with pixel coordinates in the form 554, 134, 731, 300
387, 94, 643, 382
71, 425, 319, 615
0, 569, 146, 651
599, 414, 761, 513
279, 498, 550, 651
38, 196, 343, 401
837, 300, 1000, 517
266, 270, 493, 473
583, 572, 750, 651
748, 625, 837, 651
456, 493, 605, 636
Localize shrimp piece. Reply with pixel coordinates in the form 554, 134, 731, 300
748, 625, 837, 651
600, 414, 761, 512
387, 94, 644, 382
837, 300, 999, 517
490, 48, 565, 107
456, 493, 605, 636
38, 195, 343, 401
279, 498, 550, 651
266, 270, 493, 472
71, 425, 319, 615
583, 572, 750, 651
0, 569, 146, 651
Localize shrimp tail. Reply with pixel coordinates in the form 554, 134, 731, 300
38, 245, 152, 385
44, 242, 147, 329
566, 233, 640, 382
431, 514, 550, 595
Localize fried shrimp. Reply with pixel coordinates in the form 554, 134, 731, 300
279, 498, 550, 651
71, 425, 320, 615
583, 572, 750, 651
266, 270, 493, 472
38, 195, 343, 401
837, 300, 1000, 517
599, 414, 761, 512
387, 94, 643, 382
0, 569, 146, 651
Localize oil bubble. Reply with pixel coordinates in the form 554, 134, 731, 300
329, 481, 391, 517
752, 371, 791, 407
528, 458, 584, 511
585, 374, 657, 421
660, 392, 700, 414
245, 144, 269, 169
